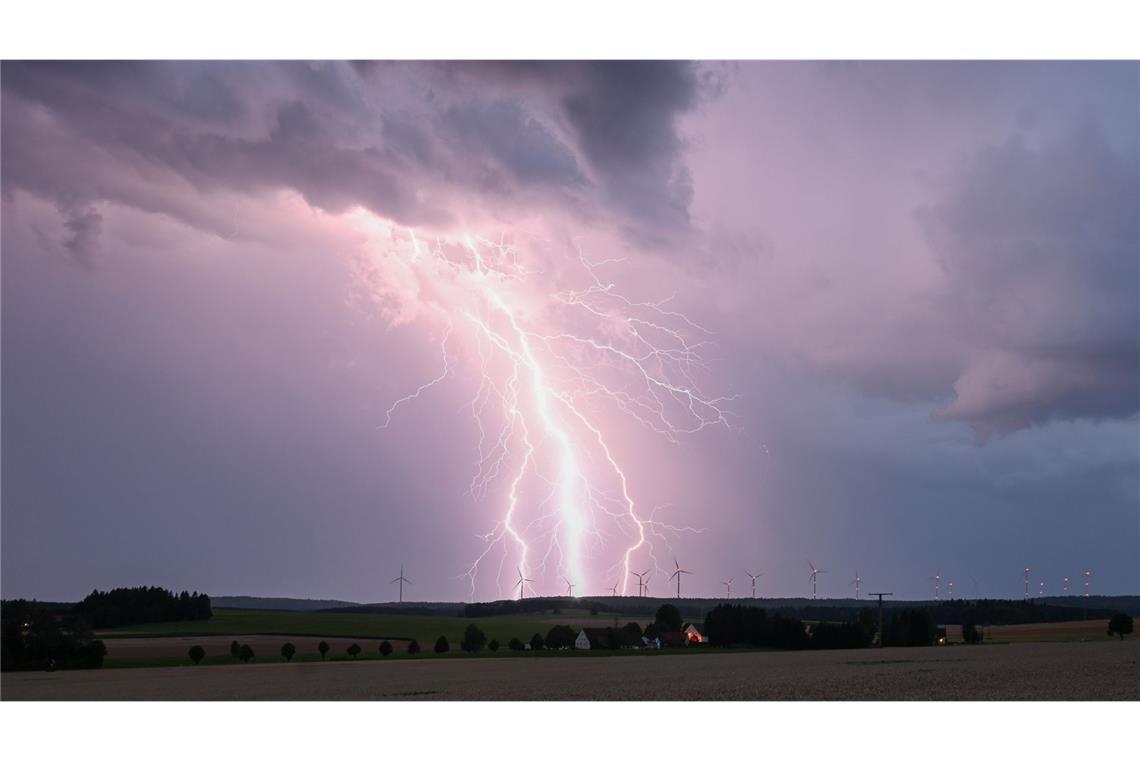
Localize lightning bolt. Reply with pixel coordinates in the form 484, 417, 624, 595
354, 215, 732, 601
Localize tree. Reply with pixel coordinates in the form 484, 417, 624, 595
1108, 613, 1133, 639
379, 640, 393, 657
544, 624, 576, 650
281, 642, 296, 662
529, 633, 545, 651
347, 643, 362, 658
620, 621, 644, 647
318, 640, 329, 660
238, 644, 254, 663
488, 639, 500, 652
962, 622, 983, 644
434, 635, 450, 654
407, 639, 421, 655
461, 623, 488, 653
655, 603, 684, 633
188, 645, 206, 665
644, 622, 660, 641
230, 640, 241, 659
508, 637, 525, 651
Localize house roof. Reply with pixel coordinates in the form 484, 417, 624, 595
685, 623, 706, 635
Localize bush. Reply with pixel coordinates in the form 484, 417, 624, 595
347, 643, 361, 658
318, 640, 329, 660
281, 642, 296, 662
461, 623, 487, 652
508, 637, 525, 651
529, 633, 545, 651
379, 640, 393, 657
488, 639, 500, 652
188, 645, 206, 665
434, 635, 450, 654
407, 639, 421, 655
1108, 613, 1133, 639
230, 640, 241, 659
238, 644, 254, 663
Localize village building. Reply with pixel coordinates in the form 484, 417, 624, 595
684, 623, 708, 644
574, 628, 613, 650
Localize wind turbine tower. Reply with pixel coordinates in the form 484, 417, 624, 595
721, 577, 734, 599
632, 569, 649, 598
390, 565, 411, 603
809, 562, 826, 600
669, 558, 693, 599
947, 580, 954, 600
850, 570, 862, 601
1083, 569, 1092, 597
746, 571, 762, 599
1038, 580, 1046, 598
514, 568, 535, 600
1062, 576, 1070, 594
563, 577, 575, 597
1024, 567, 1031, 601
929, 574, 941, 601
607, 582, 619, 597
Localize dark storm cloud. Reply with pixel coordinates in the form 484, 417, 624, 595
919, 122, 1140, 439
1, 61, 705, 262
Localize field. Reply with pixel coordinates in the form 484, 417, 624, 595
94, 608, 651, 666
97, 607, 636, 643
4, 638, 1136, 700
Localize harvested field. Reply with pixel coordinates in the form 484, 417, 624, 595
4, 638, 1136, 701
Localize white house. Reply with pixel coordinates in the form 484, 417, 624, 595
574, 629, 591, 650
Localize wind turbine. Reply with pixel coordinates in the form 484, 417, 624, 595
606, 582, 619, 597
808, 562, 827, 600
1062, 576, 1070, 594
1038, 580, 1046, 598
721, 577, 734, 599
947, 580, 955, 600
1083, 569, 1092, 597
929, 574, 941, 601
390, 564, 411, 603
1024, 566, 1031, 601
514, 568, 535, 600
669, 557, 693, 599
850, 570, 862, 601
746, 571, 763, 599
563, 576, 575, 597
632, 569, 650, 598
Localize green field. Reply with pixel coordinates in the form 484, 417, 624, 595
96, 607, 647, 646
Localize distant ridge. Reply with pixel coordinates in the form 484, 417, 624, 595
213, 596, 363, 611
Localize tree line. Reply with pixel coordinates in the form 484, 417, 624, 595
73, 586, 212, 628
1, 600, 108, 672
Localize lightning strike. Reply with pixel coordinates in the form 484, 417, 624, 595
351, 213, 733, 600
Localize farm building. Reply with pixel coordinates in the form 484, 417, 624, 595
574, 628, 613, 650
684, 623, 708, 644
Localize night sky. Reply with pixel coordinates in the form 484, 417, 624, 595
2, 61, 1137, 603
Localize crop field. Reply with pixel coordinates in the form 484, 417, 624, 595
4, 638, 1136, 701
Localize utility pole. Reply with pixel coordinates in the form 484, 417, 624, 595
869, 592, 893, 648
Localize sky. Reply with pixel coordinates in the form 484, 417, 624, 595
2, 61, 1137, 603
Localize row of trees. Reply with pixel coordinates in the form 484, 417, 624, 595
73, 587, 212, 628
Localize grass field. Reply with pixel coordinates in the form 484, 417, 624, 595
944, 619, 1111, 644
97, 608, 649, 651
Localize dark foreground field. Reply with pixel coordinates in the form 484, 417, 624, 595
4, 639, 1137, 700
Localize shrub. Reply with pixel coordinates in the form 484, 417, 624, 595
434, 635, 450, 654
529, 633, 544, 651
238, 644, 254, 663
962, 622, 983, 644
545, 625, 576, 650
379, 640, 393, 657
230, 640, 241, 659
347, 643, 362, 658
508, 637, 525, 651
188, 645, 206, 665
407, 639, 421, 655
318, 640, 329, 660
281, 642, 296, 661
488, 639, 500, 652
